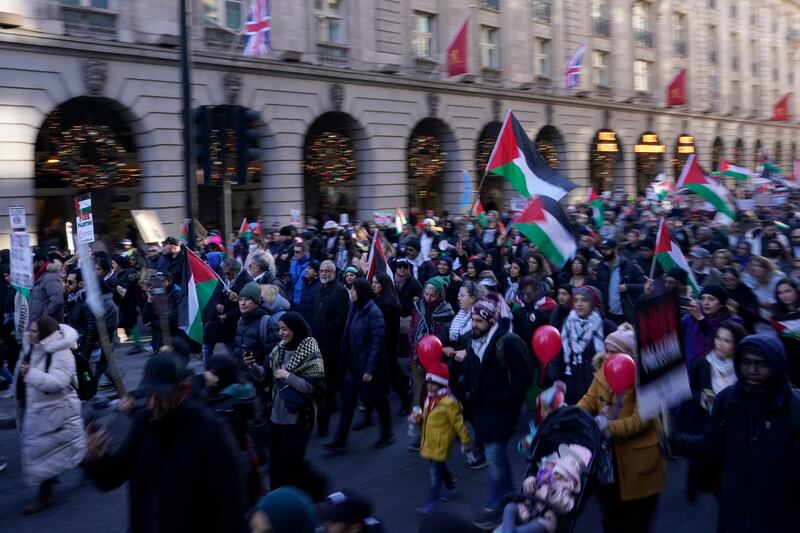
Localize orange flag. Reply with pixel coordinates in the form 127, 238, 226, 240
666, 69, 687, 107
446, 14, 470, 77
773, 94, 791, 121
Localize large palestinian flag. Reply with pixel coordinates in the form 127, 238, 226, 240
179, 247, 221, 344
514, 195, 576, 267
486, 110, 576, 200
654, 218, 700, 295
719, 159, 751, 181
675, 154, 736, 220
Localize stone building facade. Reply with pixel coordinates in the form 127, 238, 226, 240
0, 0, 798, 245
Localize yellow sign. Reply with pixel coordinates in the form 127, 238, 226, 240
677, 145, 695, 154
679, 135, 694, 144
635, 144, 666, 153
597, 143, 618, 152
598, 131, 616, 141
642, 134, 659, 143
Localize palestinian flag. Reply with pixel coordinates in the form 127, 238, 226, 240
654, 218, 700, 295
394, 207, 406, 235
472, 198, 488, 228
486, 110, 576, 200
586, 188, 604, 228
179, 247, 221, 344
238, 218, 251, 240
772, 317, 800, 340
719, 159, 751, 181
366, 230, 391, 280
675, 155, 736, 220
179, 219, 190, 242
514, 195, 577, 267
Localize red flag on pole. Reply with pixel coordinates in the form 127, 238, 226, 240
446, 14, 470, 77
772, 93, 791, 121
366, 230, 391, 280
666, 69, 687, 107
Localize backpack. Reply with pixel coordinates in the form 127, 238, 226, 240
45, 349, 96, 401
259, 311, 285, 360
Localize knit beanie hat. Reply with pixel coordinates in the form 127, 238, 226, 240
113, 254, 131, 269
604, 324, 638, 358
343, 266, 359, 275
425, 275, 451, 296
306, 260, 321, 273
572, 285, 602, 310
701, 284, 729, 306
239, 282, 262, 304
472, 297, 500, 323
426, 361, 450, 387
666, 268, 688, 285
253, 487, 317, 533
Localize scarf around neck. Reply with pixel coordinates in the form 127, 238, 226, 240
471, 323, 499, 362
424, 386, 456, 417
706, 350, 737, 395
562, 310, 604, 375
449, 309, 472, 341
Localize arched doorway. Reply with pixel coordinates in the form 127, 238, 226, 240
634, 132, 665, 193
711, 137, 724, 172
475, 122, 503, 212
672, 133, 696, 178
407, 118, 453, 216
589, 129, 622, 193
754, 139, 762, 167
303, 112, 367, 222
734, 138, 745, 165
534, 126, 566, 171
34, 97, 141, 249
775, 141, 783, 169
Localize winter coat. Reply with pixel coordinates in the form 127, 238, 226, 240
595, 257, 646, 322
296, 277, 321, 323
15, 325, 85, 485
30, 263, 64, 323
577, 365, 666, 502
672, 334, 800, 533
473, 328, 533, 444
141, 285, 182, 352
85, 399, 245, 533
727, 281, 760, 332
395, 276, 423, 318
420, 395, 471, 462
309, 279, 350, 359
64, 292, 99, 359
108, 267, 140, 329
680, 312, 742, 367
203, 270, 252, 345
231, 306, 270, 365
289, 255, 311, 306
341, 300, 388, 400
512, 298, 556, 364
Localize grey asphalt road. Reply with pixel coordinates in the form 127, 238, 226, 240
0, 345, 716, 532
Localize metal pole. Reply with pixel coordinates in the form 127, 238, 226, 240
180, 0, 196, 249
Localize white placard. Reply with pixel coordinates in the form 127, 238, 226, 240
510, 196, 528, 213
131, 210, 167, 244
10, 232, 33, 291
290, 209, 302, 228
339, 213, 349, 226
8, 206, 25, 230
75, 194, 95, 245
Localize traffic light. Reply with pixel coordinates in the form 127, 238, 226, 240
193, 106, 211, 184
235, 106, 262, 185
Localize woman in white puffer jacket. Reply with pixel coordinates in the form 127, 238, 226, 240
15, 315, 86, 514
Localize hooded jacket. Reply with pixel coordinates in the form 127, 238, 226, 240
673, 334, 800, 533
30, 261, 65, 323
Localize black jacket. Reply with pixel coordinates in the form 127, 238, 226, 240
231, 306, 269, 365
672, 335, 800, 533
86, 400, 245, 533
309, 279, 350, 359
595, 257, 646, 322
204, 270, 253, 345
64, 292, 99, 359
473, 327, 533, 444
108, 267, 140, 329
296, 277, 321, 323
341, 300, 388, 400
395, 277, 423, 318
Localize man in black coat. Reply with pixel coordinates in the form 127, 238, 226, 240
230, 282, 270, 366
64, 269, 99, 360
310, 260, 350, 436
155, 237, 184, 284
470, 297, 533, 529
595, 239, 646, 325
84, 353, 245, 533
202, 258, 252, 364
670, 334, 800, 533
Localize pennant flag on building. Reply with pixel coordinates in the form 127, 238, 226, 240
394, 207, 407, 235
179, 247, 222, 344
772, 93, 791, 121
772, 317, 800, 340
563, 42, 587, 90
654, 218, 700, 295
486, 110, 576, 200
514, 195, 577, 267
446, 13, 470, 77
366, 230, 392, 280
719, 159, 752, 181
238, 218, 251, 239
666, 68, 687, 107
585, 188, 605, 228
461, 170, 473, 210
243, 0, 272, 57
675, 154, 736, 221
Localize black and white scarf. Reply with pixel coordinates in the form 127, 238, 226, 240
449, 309, 472, 341
561, 310, 604, 376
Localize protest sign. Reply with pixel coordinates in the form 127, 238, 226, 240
74, 194, 95, 245
10, 232, 32, 296
8, 206, 25, 230
635, 290, 692, 419
131, 210, 167, 244
290, 209, 302, 227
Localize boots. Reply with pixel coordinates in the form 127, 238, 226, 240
22, 478, 56, 514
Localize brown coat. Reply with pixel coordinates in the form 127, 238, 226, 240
577, 367, 666, 501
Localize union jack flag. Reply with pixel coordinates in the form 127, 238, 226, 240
243, 0, 271, 57
563, 43, 587, 90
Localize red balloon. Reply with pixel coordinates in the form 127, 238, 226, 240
417, 335, 443, 371
532, 325, 561, 365
603, 353, 637, 395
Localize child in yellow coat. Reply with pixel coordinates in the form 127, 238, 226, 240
414, 361, 472, 514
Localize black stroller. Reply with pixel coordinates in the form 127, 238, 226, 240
505, 406, 601, 533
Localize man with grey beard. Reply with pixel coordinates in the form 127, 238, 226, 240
310, 260, 351, 437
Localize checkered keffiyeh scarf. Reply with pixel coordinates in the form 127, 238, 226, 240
561, 310, 604, 376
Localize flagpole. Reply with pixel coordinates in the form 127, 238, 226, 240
182, 244, 229, 288
179, 0, 196, 250
469, 108, 512, 217
649, 217, 664, 280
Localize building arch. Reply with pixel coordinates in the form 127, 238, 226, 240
711, 136, 724, 172
634, 131, 665, 193
672, 133, 696, 179
589, 128, 623, 193
534, 125, 567, 174
734, 138, 745, 166
407, 117, 455, 216
475, 121, 503, 212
